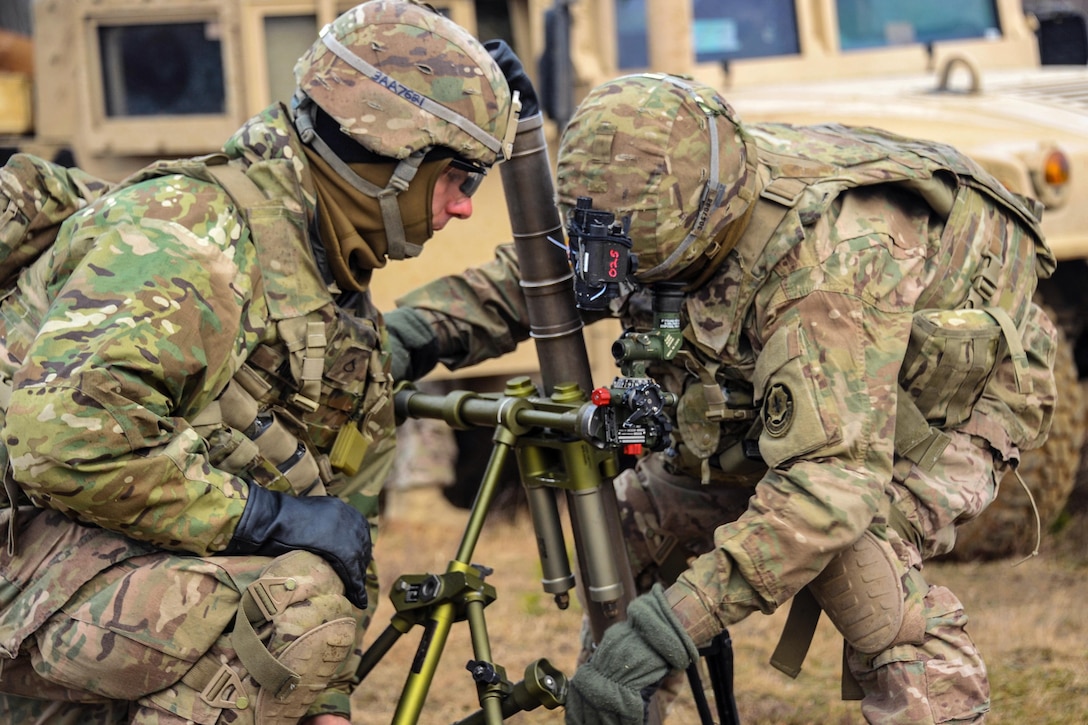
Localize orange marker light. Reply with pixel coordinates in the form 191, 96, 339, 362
1044, 150, 1071, 186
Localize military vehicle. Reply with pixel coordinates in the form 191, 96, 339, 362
2, 0, 1086, 558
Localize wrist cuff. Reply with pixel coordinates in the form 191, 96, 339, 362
665, 582, 720, 648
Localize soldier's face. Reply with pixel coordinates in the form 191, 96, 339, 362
432, 166, 477, 230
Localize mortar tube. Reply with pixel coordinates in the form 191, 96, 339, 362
498, 111, 639, 644
499, 112, 591, 395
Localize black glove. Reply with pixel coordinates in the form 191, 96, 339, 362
565, 585, 698, 725
384, 306, 440, 382
223, 484, 372, 609
484, 39, 540, 118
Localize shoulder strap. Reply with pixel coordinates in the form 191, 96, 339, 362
205, 160, 329, 414
206, 162, 268, 209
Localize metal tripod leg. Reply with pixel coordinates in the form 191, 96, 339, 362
685, 630, 741, 725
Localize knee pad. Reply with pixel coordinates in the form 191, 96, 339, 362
144, 551, 358, 725
808, 531, 926, 654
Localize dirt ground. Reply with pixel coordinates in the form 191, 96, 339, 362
350, 502, 1088, 725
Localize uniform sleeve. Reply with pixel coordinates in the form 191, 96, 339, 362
670, 202, 925, 638
2, 178, 261, 555
0, 154, 112, 273
394, 242, 533, 369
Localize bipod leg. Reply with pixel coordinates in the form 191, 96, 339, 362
699, 629, 741, 725
364, 427, 517, 724
463, 594, 505, 724
353, 615, 413, 683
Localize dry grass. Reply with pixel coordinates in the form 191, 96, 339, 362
351, 504, 1088, 724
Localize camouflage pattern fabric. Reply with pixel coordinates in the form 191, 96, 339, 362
619, 427, 999, 721
0, 696, 131, 725
294, 0, 515, 168
0, 153, 113, 287
395, 105, 1058, 722
0, 103, 397, 720
0, 154, 114, 485
0, 512, 359, 724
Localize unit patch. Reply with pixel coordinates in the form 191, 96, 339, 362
763, 382, 794, 437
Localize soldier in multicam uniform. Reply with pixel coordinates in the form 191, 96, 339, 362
383, 73, 1059, 723
0, 1, 520, 723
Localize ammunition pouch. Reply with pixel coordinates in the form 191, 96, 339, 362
895, 299, 1051, 472
191, 378, 326, 497
892, 307, 1011, 474
900, 308, 1009, 430
188, 308, 394, 498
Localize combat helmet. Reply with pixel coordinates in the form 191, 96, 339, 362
292, 0, 519, 259
557, 73, 759, 286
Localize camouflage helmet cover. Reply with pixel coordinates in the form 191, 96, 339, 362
557, 73, 759, 284
294, 0, 516, 168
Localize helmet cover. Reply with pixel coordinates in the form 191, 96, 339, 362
295, 0, 516, 168
556, 73, 758, 284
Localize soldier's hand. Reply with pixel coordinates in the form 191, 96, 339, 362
384, 306, 440, 382
223, 484, 372, 609
484, 39, 539, 117
565, 584, 698, 725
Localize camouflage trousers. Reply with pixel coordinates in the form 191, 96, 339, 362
613, 426, 1005, 724
0, 509, 374, 724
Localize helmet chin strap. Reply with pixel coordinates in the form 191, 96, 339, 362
292, 91, 425, 259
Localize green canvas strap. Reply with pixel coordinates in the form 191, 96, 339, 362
894, 386, 952, 473
180, 585, 301, 711
232, 587, 302, 699
769, 586, 822, 679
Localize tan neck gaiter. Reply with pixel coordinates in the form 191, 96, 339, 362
304, 147, 447, 292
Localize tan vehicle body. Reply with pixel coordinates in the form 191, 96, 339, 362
2, 0, 1086, 553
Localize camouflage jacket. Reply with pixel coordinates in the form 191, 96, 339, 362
0, 106, 396, 717
396, 122, 1058, 625
0, 103, 393, 560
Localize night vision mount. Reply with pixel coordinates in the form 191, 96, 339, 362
566, 196, 638, 311
565, 196, 684, 454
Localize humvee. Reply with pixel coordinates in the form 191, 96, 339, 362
2, 0, 1086, 557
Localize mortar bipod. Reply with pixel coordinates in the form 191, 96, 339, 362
353, 381, 723, 723
353, 382, 606, 723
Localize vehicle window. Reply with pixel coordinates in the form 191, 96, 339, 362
98, 22, 226, 116
264, 16, 320, 107
616, 0, 800, 70
836, 0, 1001, 50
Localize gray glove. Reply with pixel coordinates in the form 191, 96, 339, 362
383, 306, 440, 382
565, 584, 698, 725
